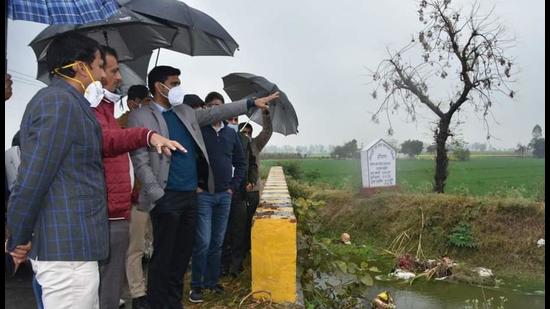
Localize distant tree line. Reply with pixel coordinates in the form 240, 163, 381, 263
516, 125, 545, 158
263, 144, 334, 155
330, 139, 359, 159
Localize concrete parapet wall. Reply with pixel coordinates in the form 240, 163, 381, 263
251, 166, 300, 305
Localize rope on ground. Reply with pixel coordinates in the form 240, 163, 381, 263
239, 290, 272, 308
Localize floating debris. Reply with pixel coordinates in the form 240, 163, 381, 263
389, 269, 416, 280
473, 267, 494, 278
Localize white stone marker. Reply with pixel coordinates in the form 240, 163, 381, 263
360, 138, 397, 189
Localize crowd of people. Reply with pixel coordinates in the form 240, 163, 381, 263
5, 31, 277, 309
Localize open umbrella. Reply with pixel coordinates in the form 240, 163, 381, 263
223, 73, 299, 136
6, 0, 120, 69
30, 7, 176, 63
117, 52, 152, 94
119, 0, 239, 60
35, 50, 149, 96
30, 7, 177, 86
8, 0, 119, 24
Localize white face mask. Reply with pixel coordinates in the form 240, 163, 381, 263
161, 83, 185, 106
227, 123, 239, 132
103, 88, 122, 104
54, 62, 104, 107
85, 81, 105, 108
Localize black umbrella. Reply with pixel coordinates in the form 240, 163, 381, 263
117, 52, 152, 94
29, 7, 177, 90
30, 7, 177, 62
35, 50, 150, 97
119, 0, 239, 57
223, 73, 299, 136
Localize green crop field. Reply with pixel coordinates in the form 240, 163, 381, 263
261, 157, 545, 199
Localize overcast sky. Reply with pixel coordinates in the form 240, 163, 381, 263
5, 0, 545, 150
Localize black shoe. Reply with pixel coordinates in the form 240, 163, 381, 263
131, 296, 150, 309
189, 288, 204, 303
207, 284, 225, 294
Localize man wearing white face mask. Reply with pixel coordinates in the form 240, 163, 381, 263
127, 66, 280, 308
7, 32, 107, 309
93, 46, 185, 309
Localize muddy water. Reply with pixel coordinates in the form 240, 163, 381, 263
365, 277, 545, 308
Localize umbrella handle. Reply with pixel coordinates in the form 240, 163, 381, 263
155, 48, 160, 66
240, 108, 261, 132
239, 118, 251, 132
103, 30, 109, 46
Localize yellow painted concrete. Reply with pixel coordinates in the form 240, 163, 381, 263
251, 166, 297, 303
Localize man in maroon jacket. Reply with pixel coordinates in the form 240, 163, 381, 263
93, 46, 184, 309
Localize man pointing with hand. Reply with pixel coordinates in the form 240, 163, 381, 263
128, 65, 278, 308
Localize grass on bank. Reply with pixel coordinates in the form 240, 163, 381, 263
288, 180, 545, 282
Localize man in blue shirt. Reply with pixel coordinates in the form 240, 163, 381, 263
189, 92, 246, 303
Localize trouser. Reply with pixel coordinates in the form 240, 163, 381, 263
31, 259, 100, 309
125, 205, 152, 298
191, 191, 232, 288
99, 220, 130, 309
244, 191, 261, 253
221, 192, 247, 274
147, 190, 197, 309
32, 272, 44, 309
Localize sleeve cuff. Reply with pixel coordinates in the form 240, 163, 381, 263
146, 130, 156, 147
246, 98, 255, 109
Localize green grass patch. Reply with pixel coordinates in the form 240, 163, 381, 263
262, 157, 545, 200
313, 191, 545, 281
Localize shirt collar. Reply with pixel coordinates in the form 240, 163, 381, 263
212, 121, 225, 133
153, 101, 172, 113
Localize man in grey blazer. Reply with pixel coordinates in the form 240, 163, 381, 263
128, 65, 279, 308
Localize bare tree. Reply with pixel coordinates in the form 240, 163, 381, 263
369, 0, 515, 193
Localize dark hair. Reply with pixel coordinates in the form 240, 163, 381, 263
183, 94, 205, 108
127, 85, 149, 100
47, 31, 102, 78
238, 122, 253, 134
205, 91, 225, 104
147, 66, 180, 96
100, 45, 118, 60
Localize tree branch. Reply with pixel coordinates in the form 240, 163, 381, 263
390, 60, 445, 118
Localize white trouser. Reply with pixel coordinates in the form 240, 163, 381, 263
30, 259, 100, 309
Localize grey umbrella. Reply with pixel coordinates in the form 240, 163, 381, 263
119, 0, 239, 57
223, 73, 299, 136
